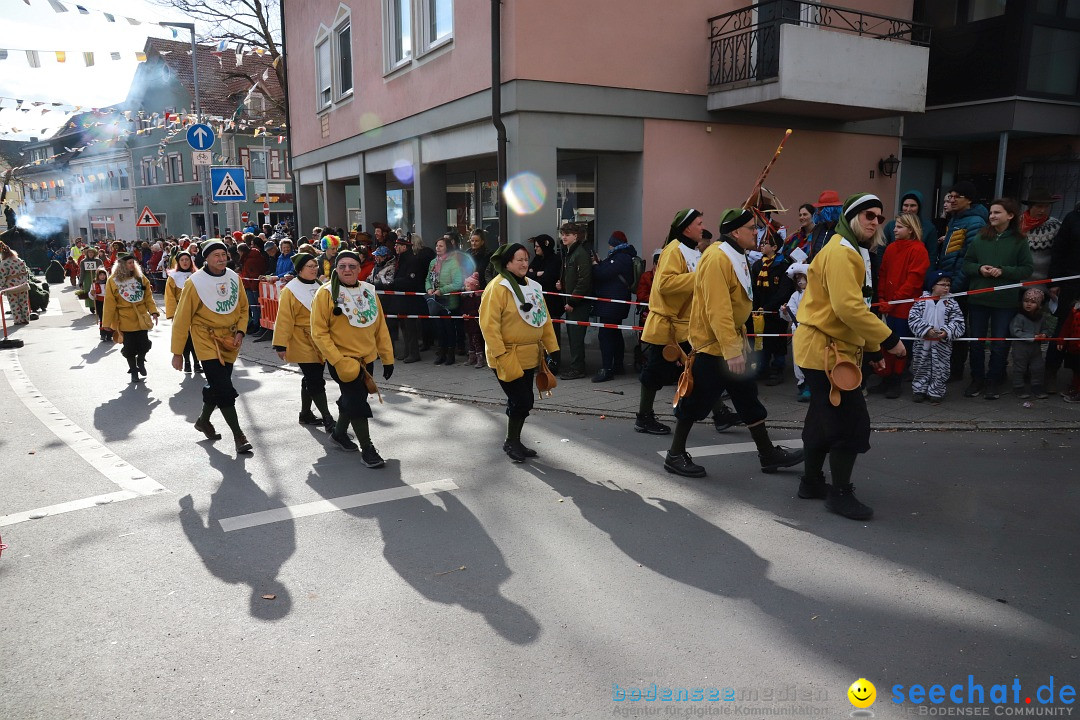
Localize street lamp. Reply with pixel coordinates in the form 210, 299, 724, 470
160, 22, 213, 238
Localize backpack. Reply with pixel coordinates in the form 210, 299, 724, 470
629, 255, 646, 293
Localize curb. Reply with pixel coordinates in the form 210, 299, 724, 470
238, 350, 1080, 432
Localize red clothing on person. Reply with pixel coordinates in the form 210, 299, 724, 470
358, 258, 376, 282
879, 238, 930, 319
239, 249, 267, 291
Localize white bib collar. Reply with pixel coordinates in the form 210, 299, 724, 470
498, 276, 548, 328
284, 277, 321, 312
190, 268, 242, 315
718, 241, 753, 301
677, 242, 703, 272
336, 281, 380, 328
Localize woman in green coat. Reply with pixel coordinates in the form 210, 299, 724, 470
78, 246, 105, 312
426, 236, 464, 365
962, 197, 1033, 399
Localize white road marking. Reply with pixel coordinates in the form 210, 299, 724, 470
0, 353, 168, 527
218, 478, 460, 532
656, 439, 803, 458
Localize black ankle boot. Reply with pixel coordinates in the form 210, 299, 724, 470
797, 474, 829, 499
634, 412, 670, 434
825, 485, 873, 520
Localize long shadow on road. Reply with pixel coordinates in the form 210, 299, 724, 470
523, 460, 1071, 677
178, 445, 296, 622
306, 455, 540, 645
92, 381, 161, 442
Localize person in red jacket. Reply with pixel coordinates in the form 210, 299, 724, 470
876, 213, 930, 398
238, 236, 268, 337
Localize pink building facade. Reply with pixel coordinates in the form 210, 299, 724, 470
283, 0, 928, 249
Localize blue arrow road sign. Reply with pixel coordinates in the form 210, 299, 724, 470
210, 166, 247, 203
186, 123, 216, 151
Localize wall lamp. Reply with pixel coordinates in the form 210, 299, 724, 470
878, 154, 901, 178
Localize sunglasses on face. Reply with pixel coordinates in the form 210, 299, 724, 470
863, 210, 887, 224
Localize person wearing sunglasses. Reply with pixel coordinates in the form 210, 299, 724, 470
792, 193, 907, 520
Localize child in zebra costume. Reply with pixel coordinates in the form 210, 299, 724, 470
907, 270, 965, 404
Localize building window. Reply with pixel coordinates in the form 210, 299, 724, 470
250, 149, 268, 180
270, 150, 281, 180
245, 91, 267, 115
387, 0, 412, 68
420, 0, 453, 53
337, 21, 353, 96
167, 153, 184, 184
120, 169, 130, 190
316, 38, 332, 108
1027, 26, 1080, 95
967, 0, 1006, 21
141, 159, 157, 186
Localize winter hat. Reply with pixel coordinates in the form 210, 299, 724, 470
834, 193, 883, 246
609, 230, 628, 247
231, 231, 244, 242
464, 272, 480, 291
292, 252, 316, 274
336, 249, 361, 265
668, 209, 701, 242
200, 240, 228, 258
924, 269, 951, 291
491, 243, 532, 311
373, 246, 390, 259
263, 241, 276, 252
719, 208, 755, 235
813, 190, 843, 208
1023, 287, 1046, 303
950, 181, 978, 201
119, 253, 136, 263
785, 262, 809, 280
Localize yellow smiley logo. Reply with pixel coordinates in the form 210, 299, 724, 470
848, 679, 877, 709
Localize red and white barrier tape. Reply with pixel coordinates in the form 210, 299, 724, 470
877, 273, 1080, 308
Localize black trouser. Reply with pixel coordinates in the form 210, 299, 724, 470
328, 361, 374, 420
299, 361, 327, 396
121, 330, 151, 361
639, 341, 684, 391
400, 318, 420, 358
673, 353, 767, 425
496, 368, 536, 419
801, 368, 871, 453
597, 317, 627, 372
201, 359, 239, 409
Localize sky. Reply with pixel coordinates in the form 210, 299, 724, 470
0, 0, 196, 141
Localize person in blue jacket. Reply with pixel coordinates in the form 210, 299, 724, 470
933, 180, 988, 382
275, 238, 297, 280
591, 231, 639, 382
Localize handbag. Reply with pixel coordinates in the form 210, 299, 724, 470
535, 342, 557, 399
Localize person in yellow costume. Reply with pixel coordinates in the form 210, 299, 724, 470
635, 208, 740, 435
664, 208, 803, 479
271, 252, 335, 432
310, 249, 394, 468
170, 240, 252, 454
793, 193, 906, 520
479, 242, 559, 463
164, 250, 200, 373
101, 253, 159, 383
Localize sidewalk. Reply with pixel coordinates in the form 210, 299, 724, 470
237, 326, 1080, 432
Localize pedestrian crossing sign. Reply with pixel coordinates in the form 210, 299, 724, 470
210, 166, 247, 203
135, 206, 160, 227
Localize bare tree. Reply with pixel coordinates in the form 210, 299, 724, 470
150, 0, 286, 114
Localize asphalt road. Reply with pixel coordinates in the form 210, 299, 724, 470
2, 300, 1078, 720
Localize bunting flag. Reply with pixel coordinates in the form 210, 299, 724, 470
0, 51, 7, 61
55, 51, 66, 63
83, 52, 94, 67
26, 50, 40, 68
110, 52, 121, 61
47, 0, 68, 12
135, 52, 147, 62
75, 5, 89, 14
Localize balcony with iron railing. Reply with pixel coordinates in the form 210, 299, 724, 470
707, 1, 931, 120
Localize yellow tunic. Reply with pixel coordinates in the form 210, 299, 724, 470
687, 241, 752, 360
271, 285, 323, 364
793, 234, 891, 371
309, 282, 394, 370
164, 274, 190, 319
479, 278, 559, 382
641, 240, 696, 345
170, 269, 250, 363
101, 275, 158, 332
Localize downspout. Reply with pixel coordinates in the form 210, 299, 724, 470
492, 0, 507, 244
278, 0, 300, 234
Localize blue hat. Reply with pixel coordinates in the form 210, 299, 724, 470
373, 246, 389, 258
925, 270, 950, 291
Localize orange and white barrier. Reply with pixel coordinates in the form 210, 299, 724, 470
258, 279, 280, 330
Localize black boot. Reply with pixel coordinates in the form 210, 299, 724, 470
712, 403, 741, 432
634, 412, 670, 434
443, 348, 456, 366
433, 348, 446, 365
758, 444, 805, 473
825, 485, 873, 520
136, 355, 147, 376
183, 358, 192, 373
797, 473, 829, 499
663, 451, 706, 478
